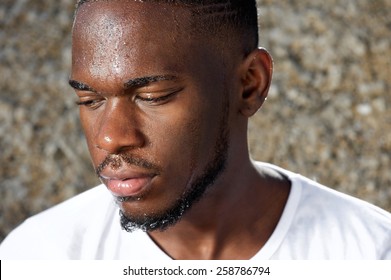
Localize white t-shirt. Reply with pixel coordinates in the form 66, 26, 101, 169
1, 162, 390, 259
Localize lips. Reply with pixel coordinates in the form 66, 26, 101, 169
99, 169, 156, 198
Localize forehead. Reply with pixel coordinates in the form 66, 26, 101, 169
74, 1, 192, 38
72, 1, 200, 83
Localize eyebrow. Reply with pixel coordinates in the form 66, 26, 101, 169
124, 75, 178, 89
69, 75, 178, 93
69, 79, 97, 93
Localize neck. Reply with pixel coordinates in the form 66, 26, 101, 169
148, 157, 291, 259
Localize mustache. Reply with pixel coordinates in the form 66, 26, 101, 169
95, 154, 161, 176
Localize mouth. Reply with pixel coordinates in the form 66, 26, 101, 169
96, 154, 162, 201
99, 172, 156, 199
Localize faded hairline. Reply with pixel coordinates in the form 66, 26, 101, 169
73, 0, 260, 55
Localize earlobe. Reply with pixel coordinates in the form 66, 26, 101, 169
239, 48, 273, 117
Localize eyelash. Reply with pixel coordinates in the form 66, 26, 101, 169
137, 93, 172, 103
75, 88, 182, 108
136, 89, 181, 105
75, 99, 103, 109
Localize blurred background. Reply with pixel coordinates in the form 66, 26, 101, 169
0, 0, 390, 243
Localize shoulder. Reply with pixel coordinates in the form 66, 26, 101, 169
295, 177, 391, 259
255, 162, 391, 259
0, 185, 117, 259
257, 161, 391, 225
294, 173, 391, 229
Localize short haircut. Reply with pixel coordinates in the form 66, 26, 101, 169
74, 0, 259, 55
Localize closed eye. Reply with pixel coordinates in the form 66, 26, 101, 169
75, 98, 105, 110
136, 87, 183, 105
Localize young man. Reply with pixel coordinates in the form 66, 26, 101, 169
1, 0, 390, 259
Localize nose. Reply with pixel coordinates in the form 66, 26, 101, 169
94, 100, 145, 154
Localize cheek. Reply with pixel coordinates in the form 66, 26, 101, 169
79, 109, 101, 161
147, 107, 202, 162
79, 109, 92, 144
146, 98, 215, 173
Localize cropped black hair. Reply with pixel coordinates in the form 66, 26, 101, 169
75, 0, 259, 54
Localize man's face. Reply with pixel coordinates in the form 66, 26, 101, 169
71, 1, 239, 231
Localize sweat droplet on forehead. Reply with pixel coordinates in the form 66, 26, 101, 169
72, 1, 193, 84
80, 13, 129, 78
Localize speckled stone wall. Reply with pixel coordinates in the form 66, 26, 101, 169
0, 0, 390, 243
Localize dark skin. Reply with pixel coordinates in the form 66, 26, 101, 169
70, 1, 290, 259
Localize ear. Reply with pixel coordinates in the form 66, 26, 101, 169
238, 48, 273, 117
